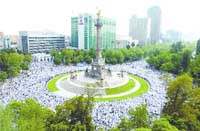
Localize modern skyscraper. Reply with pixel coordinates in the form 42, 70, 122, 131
148, 6, 161, 44
129, 15, 148, 44
19, 31, 65, 53
71, 14, 116, 50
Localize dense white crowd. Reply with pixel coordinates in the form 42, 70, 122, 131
0, 62, 87, 109
93, 61, 167, 130
0, 60, 167, 130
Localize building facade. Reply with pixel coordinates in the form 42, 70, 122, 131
0, 32, 19, 50
71, 14, 116, 50
19, 31, 65, 53
148, 6, 161, 44
129, 15, 148, 45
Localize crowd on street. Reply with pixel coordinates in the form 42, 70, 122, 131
0, 60, 167, 130
93, 61, 167, 130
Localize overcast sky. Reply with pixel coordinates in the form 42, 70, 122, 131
0, 0, 200, 39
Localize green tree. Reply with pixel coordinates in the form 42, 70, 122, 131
72, 57, 79, 64
118, 117, 131, 131
164, 74, 193, 114
117, 104, 150, 131
53, 55, 62, 65
175, 88, 200, 131
84, 55, 92, 64
196, 39, 200, 55
0, 105, 14, 131
50, 50, 58, 57
170, 42, 184, 53
21, 63, 29, 70
98, 128, 106, 131
120, 48, 131, 62
135, 128, 151, 131
170, 54, 182, 74
24, 54, 32, 64
160, 62, 175, 73
130, 48, 144, 61
190, 54, 200, 86
109, 127, 121, 131
7, 99, 53, 131
8, 53, 24, 68
128, 104, 150, 128
47, 96, 95, 131
7, 66, 19, 77
0, 51, 31, 80
152, 118, 179, 131
89, 49, 96, 59
115, 51, 124, 64
0, 71, 8, 82
181, 49, 191, 72
62, 49, 74, 65
64, 57, 72, 65
0, 52, 9, 71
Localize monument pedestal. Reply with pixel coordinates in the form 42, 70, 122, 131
86, 58, 106, 80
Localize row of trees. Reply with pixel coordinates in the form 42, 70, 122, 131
0, 49, 32, 82
147, 42, 193, 74
109, 104, 179, 131
0, 96, 94, 131
147, 41, 200, 86
162, 74, 200, 131
50, 44, 170, 65
108, 73, 200, 131
0, 97, 185, 131
51, 42, 196, 67
108, 41, 200, 130
50, 49, 95, 65
0, 97, 182, 131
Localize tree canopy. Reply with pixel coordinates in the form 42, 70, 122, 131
196, 39, 200, 55
0, 50, 32, 81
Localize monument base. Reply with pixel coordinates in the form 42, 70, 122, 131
85, 58, 107, 80
59, 71, 128, 96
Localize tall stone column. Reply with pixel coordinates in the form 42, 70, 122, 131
95, 12, 103, 61
87, 10, 105, 80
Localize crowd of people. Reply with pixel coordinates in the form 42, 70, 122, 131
0, 62, 87, 109
93, 61, 167, 130
0, 60, 167, 130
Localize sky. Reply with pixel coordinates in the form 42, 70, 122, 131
0, 0, 200, 40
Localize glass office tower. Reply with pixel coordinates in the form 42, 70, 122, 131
71, 14, 116, 50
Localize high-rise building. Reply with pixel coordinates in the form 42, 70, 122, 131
71, 14, 116, 50
148, 6, 161, 44
19, 31, 65, 53
129, 15, 148, 44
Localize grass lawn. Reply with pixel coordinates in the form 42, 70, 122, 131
47, 74, 68, 92
105, 79, 135, 95
94, 74, 149, 102
47, 73, 149, 102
